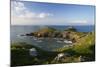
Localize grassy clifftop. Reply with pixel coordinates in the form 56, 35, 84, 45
11, 27, 95, 66
55, 31, 95, 60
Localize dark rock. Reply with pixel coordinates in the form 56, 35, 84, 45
26, 33, 34, 36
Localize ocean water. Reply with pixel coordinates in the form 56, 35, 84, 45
49, 25, 95, 32
10, 25, 94, 51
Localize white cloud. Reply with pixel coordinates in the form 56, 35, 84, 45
11, 1, 53, 25
69, 20, 88, 23
11, 1, 27, 16
11, 1, 91, 25
18, 11, 36, 18
38, 13, 53, 18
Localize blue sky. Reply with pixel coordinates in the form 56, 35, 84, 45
11, 0, 95, 25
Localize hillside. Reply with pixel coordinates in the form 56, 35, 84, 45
11, 27, 95, 66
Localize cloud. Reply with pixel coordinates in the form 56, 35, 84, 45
11, 1, 27, 16
38, 13, 53, 18
11, 1, 54, 25
11, 1, 53, 20
11, 1, 92, 25
69, 20, 88, 23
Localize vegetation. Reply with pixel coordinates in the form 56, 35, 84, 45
64, 26, 77, 32
55, 31, 95, 61
38, 27, 57, 33
24, 26, 79, 39
11, 27, 95, 66
11, 42, 59, 66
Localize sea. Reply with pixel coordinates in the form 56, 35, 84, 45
10, 25, 95, 51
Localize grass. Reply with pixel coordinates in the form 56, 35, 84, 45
11, 31, 95, 66
11, 42, 59, 66
55, 31, 95, 61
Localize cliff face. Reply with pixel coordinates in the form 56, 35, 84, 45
24, 27, 88, 43
11, 28, 95, 66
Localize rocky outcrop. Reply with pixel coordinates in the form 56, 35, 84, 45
22, 27, 80, 43
64, 26, 77, 32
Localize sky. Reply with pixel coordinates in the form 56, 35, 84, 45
11, 0, 95, 25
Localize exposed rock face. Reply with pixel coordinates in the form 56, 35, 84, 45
26, 33, 34, 36
62, 31, 70, 39
37, 33, 41, 37
29, 48, 37, 56
52, 31, 62, 38
23, 27, 80, 43
54, 53, 71, 62
64, 26, 77, 32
